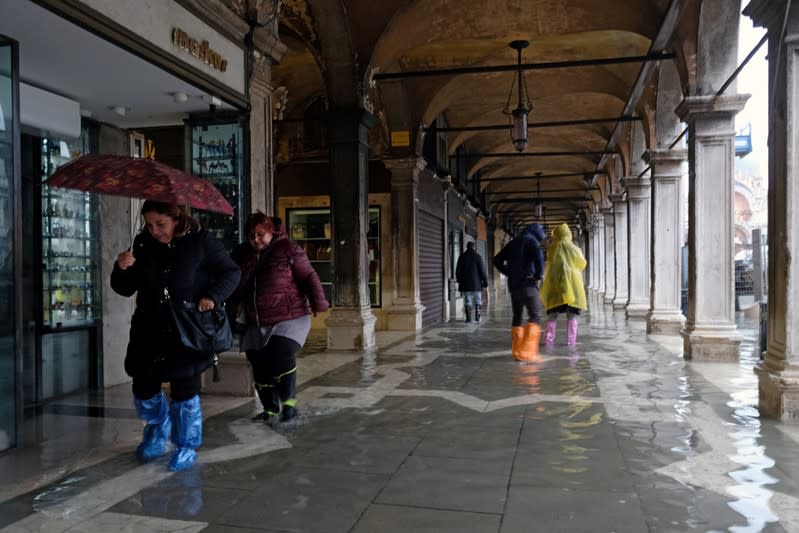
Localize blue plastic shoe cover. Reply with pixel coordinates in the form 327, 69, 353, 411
133, 391, 171, 461
168, 395, 202, 471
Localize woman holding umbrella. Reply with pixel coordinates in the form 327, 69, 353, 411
111, 200, 240, 471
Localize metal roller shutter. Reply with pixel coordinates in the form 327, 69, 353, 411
418, 210, 444, 327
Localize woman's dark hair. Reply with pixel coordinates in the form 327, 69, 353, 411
244, 211, 276, 238
140, 200, 200, 237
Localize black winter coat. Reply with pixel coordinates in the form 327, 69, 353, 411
493, 223, 546, 291
455, 248, 488, 292
110, 229, 241, 380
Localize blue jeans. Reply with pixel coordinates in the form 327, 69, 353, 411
463, 291, 483, 308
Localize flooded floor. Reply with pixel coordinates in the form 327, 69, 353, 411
1, 293, 797, 532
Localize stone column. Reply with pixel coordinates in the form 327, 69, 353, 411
248, 54, 275, 214
602, 207, 616, 304
610, 194, 629, 309
624, 176, 651, 317
383, 157, 425, 330
676, 94, 748, 360
593, 213, 606, 296
586, 221, 595, 290
746, 0, 799, 417
325, 110, 377, 351
644, 148, 687, 334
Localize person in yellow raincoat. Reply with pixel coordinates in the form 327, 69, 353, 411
539, 224, 587, 345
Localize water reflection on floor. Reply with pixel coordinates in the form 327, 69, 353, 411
1, 293, 798, 532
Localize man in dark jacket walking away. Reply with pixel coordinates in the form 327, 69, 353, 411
455, 241, 488, 323
493, 223, 546, 362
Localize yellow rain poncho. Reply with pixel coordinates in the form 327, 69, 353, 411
540, 224, 588, 312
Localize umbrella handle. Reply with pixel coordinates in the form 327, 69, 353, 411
130, 200, 143, 247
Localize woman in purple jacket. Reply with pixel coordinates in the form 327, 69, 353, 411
230, 212, 329, 424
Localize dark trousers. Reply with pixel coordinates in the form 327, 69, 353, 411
246, 335, 301, 414
510, 286, 542, 327
133, 373, 202, 402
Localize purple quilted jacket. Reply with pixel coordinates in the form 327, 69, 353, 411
231, 221, 329, 326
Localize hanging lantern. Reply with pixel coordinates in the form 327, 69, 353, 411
503, 40, 533, 152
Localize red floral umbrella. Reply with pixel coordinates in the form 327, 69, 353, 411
44, 154, 234, 216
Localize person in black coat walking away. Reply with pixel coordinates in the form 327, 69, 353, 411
111, 201, 240, 471
492, 223, 546, 362
455, 241, 488, 323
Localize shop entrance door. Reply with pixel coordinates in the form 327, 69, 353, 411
0, 37, 20, 451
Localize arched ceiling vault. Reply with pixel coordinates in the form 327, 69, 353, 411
272, 0, 705, 229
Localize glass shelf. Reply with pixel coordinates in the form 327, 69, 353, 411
40, 136, 99, 328
188, 120, 244, 250
287, 207, 381, 307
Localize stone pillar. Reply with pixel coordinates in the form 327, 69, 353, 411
593, 213, 606, 296
383, 157, 425, 330
676, 94, 748, 360
644, 148, 687, 334
602, 207, 616, 304
624, 176, 651, 317
586, 221, 595, 290
248, 54, 275, 214
325, 110, 377, 351
746, 0, 799, 417
610, 194, 629, 309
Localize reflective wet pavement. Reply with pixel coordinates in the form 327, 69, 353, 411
2, 293, 799, 532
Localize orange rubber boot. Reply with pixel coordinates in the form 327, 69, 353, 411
511, 326, 525, 359
516, 323, 541, 362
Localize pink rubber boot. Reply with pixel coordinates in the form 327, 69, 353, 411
566, 319, 578, 346
545, 321, 557, 345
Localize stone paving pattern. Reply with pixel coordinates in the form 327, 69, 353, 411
1, 294, 798, 532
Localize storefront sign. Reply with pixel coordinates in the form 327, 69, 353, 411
172, 28, 228, 72
390, 130, 410, 147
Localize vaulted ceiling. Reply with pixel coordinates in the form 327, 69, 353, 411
270, 0, 702, 231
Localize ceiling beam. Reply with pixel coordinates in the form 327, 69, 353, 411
484, 187, 599, 195
480, 171, 606, 183
425, 115, 641, 133
451, 151, 612, 158
493, 196, 590, 203
593, 0, 689, 181
373, 52, 675, 81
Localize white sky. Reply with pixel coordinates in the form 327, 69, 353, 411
737, 11, 769, 176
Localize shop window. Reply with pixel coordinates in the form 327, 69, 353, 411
286, 207, 381, 307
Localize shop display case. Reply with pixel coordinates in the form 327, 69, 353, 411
186, 115, 245, 250
286, 207, 381, 307
40, 137, 99, 328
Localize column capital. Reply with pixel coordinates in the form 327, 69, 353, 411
643, 148, 687, 166
609, 192, 627, 210
622, 176, 651, 199
383, 157, 425, 188
676, 94, 750, 123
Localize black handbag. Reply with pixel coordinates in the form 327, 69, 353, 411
169, 299, 233, 354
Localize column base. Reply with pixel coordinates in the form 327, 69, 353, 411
612, 295, 628, 310
386, 302, 425, 331
626, 303, 649, 318
754, 363, 799, 420
681, 325, 741, 361
325, 307, 377, 352
603, 293, 615, 305
646, 310, 685, 334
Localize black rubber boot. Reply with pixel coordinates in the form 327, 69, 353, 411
465, 306, 472, 323
475, 305, 481, 322
253, 381, 280, 423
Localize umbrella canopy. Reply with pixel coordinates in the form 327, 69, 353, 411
44, 154, 234, 216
